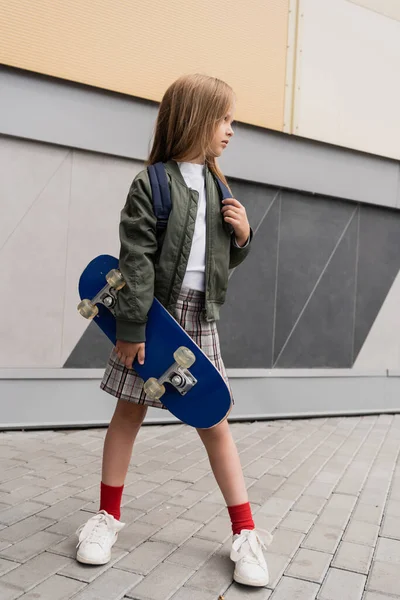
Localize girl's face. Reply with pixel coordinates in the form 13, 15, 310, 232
210, 107, 235, 157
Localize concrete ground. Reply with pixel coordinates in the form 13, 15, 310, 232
0, 415, 400, 599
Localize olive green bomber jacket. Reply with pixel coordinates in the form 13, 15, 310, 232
115, 160, 252, 343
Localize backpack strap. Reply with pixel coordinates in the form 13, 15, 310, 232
148, 162, 231, 231
215, 177, 231, 201
147, 162, 171, 231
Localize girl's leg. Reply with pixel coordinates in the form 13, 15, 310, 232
100, 400, 147, 520
196, 419, 255, 534
102, 400, 148, 486
197, 419, 270, 587
76, 400, 147, 566
196, 418, 248, 506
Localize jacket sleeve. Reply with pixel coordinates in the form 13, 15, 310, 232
115, 173, 158, 343
229, 227, 254, 269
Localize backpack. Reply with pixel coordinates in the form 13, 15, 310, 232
147, 162, 232, 232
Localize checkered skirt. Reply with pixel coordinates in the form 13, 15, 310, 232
100, 288, 231, 410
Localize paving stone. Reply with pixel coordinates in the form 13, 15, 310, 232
47, 534, 78, 559
352, 502, 384, 525
267, 528, 304, 557
363, 593, 398, 600
123, 480, 159, 500
140, 503, 186, 528
318, 567, 366, 600
58, 548, 127, 582
184, 552, 233, 595
294, 495, 327, 515
154, 480, 191, 499
70, 567, 142, 600
302, 524, 343, 554
285, 548, 331, 583
343, 521, 379, 546
335, 537, 372, 576
125, 561, 193, 600
280, 511, 317, 533
195, 515, 231, 543
116, 521, 160, 552
166, 536, 220, 569
0, 531, 65, 563
270, 575, 319, 599
114, 540, 176, 575
0, 516, 55, 543
32, 485, 79, 506
173, 465, 209, 491
374, 537, 400, 564
266, 553, 291, 589
224, 581, 272, 598
178, 500, 223, 523
0, 502, 47, 526
170, 587, 217, 600
18, 574, 85, 599
151, 518, 202, 546
274, 483, 304, 501
125, 491, 170, 512
259, 497, 294, 518
0, 581, 23, 600
44, 510, 95, 536
367, 560, 400, 595
380, 516, 400, 540
1, 551, 70, 592
318, 507, 352, 530
0, 557, 19, 576
167, 489, 206, 508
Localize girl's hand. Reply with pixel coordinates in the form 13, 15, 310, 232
221, 198, 250, 247
115, 340, 145, 369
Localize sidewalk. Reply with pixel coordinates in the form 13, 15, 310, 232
0, 415, 400, 599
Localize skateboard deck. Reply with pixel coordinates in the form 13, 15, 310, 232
78, 255, 232, 428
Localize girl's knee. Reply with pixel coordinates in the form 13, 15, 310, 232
197, 418, 229, 439
113, 400, 147, 426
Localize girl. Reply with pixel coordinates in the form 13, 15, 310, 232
76, 74, 272, 587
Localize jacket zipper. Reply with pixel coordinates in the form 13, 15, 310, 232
165, 187, 193, 306
204, 174, 211, 320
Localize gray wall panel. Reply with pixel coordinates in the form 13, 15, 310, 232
354, 204, 400, 360
1, 371, 399, 430
220, 194, 280, 368
275, 210, 359, 368
274, 191, 354, 361
1, 67, 400, 209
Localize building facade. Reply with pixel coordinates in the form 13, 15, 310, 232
1, 0, 400, 427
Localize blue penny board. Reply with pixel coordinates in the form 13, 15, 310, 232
78, 255, 231, 428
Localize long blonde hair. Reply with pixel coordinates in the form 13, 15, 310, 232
147, 74, 234, 186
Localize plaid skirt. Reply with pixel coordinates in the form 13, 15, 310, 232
100, 288, 231, 410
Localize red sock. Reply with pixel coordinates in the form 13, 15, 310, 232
228, 502, 255, 535
100, 482, 124, 521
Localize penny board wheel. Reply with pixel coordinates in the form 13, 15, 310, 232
144, 377, 166, 400
77, 299, 99, 319
173, 346, 195, 369
106, 269, 126, 291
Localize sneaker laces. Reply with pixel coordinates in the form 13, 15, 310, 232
76, 510, 116, 549
231, 528, 273, 565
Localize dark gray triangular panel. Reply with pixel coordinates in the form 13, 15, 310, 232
274, 211, 358, 368
228, 178, 279, 230
219, 193, 280, 368
354, 204, 400, 361
274, 191, 355, 363
64, 321, 113, 368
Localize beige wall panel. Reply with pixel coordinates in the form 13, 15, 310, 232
293, 0, 400, 159
0, 0, 290, 131
348, 0, 400, 22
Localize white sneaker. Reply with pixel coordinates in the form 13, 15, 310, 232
230, 529, 273, 587
76, 510, 125, 565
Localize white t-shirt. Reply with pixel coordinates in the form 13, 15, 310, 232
177, 162, 207, 292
